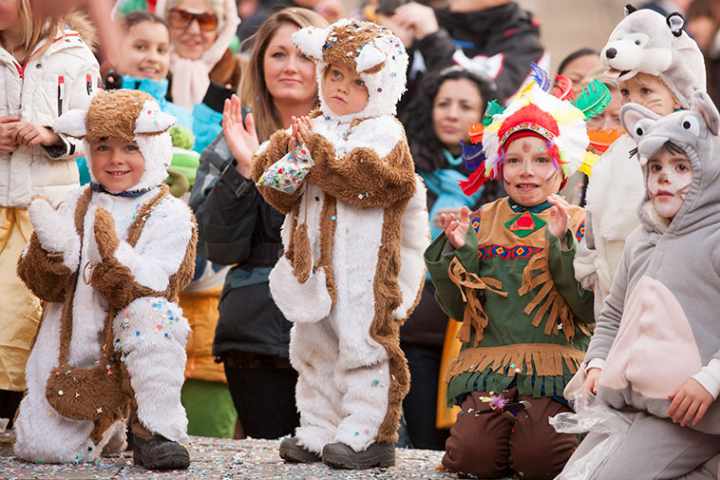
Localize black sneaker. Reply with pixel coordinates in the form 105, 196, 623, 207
132, 433, 190, 470
322, 442, 395, 470
279, 437, 321, 463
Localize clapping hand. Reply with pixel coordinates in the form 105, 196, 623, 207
289, 115, 312, 151
223, 95, 259, 179
438, 207, 471, 249
547, 194, 571, 239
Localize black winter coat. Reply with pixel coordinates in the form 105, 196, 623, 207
192, 136, 292, 360
413, 2, 544, 103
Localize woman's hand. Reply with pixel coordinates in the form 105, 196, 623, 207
439, 206, 470, 249
547, 194, 571, 239
0, 116, 19, 153
12, 122, 59, 147
392, 2, 439, 41
668, 378, 714, 427
584, 368, 602, 395
223, 95, 259, 179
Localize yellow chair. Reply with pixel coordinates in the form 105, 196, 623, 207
436, 318, 462, 429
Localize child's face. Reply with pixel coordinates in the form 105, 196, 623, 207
619, 72, 680, 116
0, 0, 19, 32
322, 63, 369, 117
432, 78, 483, 151
647, 148, 693, 221
117, 21, 170, 81
89, 137, 145, 193
502, 136, 562, 207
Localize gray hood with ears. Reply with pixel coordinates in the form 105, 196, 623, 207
582, 92, 720, 435
620, 92, 720, 236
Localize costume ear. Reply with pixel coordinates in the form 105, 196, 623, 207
134, 100, 175, 134
691, 91, 720, 135
54, 109, 88, 138
620, 103, 660, 141
356, 43, 386, 73
666, 12, 685, 38
292, 26, 328, 61
624, 4, 637, 15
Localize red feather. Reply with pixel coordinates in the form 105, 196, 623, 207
459, 166, 490, 196
551, 74, 574, 101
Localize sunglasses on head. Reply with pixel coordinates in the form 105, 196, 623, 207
168, 8, 219, 33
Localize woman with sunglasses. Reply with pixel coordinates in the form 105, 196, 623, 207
156, 0, 240, 109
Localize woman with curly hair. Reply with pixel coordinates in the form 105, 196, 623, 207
398, 66, 495, 450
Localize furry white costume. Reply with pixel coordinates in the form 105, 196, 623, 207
13, 90, 197, 465
252, 20, 428, 459
575, 6, 707, 316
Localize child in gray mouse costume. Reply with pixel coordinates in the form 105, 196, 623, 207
557, 91, 720, 479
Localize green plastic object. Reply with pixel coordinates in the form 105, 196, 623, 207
573, 80, 612, 120
483, 100, 506, 127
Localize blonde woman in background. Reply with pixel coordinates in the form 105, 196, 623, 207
189, 7, 327, 439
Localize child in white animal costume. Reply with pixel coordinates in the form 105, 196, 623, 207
251, 19, 429, 469
13, 90, 197, 471
575, 5, 707, 316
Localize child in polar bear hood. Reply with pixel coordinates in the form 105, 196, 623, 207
575, 4, 707, 317
557, 92, 720, 480
249, 19, 428, 469
13, 89, 197, 471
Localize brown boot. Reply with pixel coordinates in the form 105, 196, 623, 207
322, 442, 395, 470
279, 437, 321, 463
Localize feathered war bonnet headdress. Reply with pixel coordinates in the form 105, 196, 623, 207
460, 65, 611, 195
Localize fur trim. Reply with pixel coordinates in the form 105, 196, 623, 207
17, 235, 73, 303
318, 196, 338, 304
370, 202, 410, 444
63, 12, 97, 47
306, 133, 416, 209
90, 188, 197, 310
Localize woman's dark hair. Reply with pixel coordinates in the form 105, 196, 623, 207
400, 67, 495, 172
122, 11, 168, 30
557, 48, 598, 76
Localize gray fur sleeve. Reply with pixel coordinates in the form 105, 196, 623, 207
584, 246, 630, 363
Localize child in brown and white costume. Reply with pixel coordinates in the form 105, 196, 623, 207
250, 20, 429, 469
13, 90, 197, 470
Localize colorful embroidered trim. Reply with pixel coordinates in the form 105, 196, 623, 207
575, 222, 586, 242
478, 244, 543, 260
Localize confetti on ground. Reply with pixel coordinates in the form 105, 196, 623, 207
0, 432, 511, 479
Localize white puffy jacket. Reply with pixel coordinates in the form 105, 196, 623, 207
0, 27, 99, 207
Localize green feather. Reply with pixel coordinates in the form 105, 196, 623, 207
573, 80, 612, 120
483, 100, 505, 126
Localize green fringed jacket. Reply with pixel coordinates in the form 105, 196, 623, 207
425, 197, 595, 404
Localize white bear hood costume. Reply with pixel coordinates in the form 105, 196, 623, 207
252, 20, 429, 454
14, 90, 197, 464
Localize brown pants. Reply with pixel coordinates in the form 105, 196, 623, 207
442, 389, 578, 480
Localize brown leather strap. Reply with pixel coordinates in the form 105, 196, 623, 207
56, 186, 169, 368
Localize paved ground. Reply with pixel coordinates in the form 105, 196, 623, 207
0, 432, 462, 479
